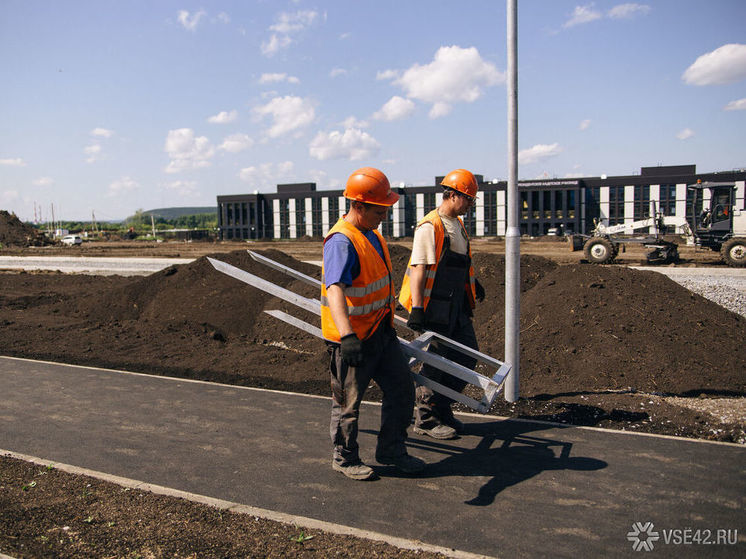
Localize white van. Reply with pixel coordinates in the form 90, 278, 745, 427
61, 235, 82, 246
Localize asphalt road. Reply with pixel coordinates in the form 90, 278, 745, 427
1, 356, 743, 557
0, 255, 194, 275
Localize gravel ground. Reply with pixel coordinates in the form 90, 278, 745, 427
632, 266, 746, 318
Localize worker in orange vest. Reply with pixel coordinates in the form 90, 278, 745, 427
321, 167, 425, 480
399, 169, 486, 440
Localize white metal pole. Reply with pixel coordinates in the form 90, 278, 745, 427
504, 0, 520, 402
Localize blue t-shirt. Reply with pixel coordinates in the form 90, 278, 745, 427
323, 231, 385, 288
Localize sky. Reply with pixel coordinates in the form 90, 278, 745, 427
1, 1, 745, 222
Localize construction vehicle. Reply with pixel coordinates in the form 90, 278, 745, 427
569, 180, 745, 267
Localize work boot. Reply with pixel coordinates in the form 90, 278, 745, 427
413, 423, 458, 440
438, 410, 465, 434
332, 460, 376, 481
375, 453, 426, 474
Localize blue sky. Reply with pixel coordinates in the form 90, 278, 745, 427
1, 1, 745, 221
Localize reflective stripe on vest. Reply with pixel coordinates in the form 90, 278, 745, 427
320, 218, 395, 342
398, 209, 476, 312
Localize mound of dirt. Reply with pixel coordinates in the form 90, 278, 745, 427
0, 210, 49, 247
1, 247, 744, 405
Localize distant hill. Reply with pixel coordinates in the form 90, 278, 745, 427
143, 207, 217, 219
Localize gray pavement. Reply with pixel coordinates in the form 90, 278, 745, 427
0, 356, 744, 557
0, 255, 194, 275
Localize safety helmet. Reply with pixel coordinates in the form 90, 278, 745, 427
343, 167, 399, 206
440, 168, 478, 199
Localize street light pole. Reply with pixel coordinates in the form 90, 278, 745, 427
504, 0, 520, 402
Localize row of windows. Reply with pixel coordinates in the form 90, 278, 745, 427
218, 184, 712, 239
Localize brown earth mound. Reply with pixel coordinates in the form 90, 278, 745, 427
4, 247, 745, 396
0, 210, 50, 247
1, 248, 744, 441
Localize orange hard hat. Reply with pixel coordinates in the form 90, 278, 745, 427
440, 168, 478, 198
343, 167, 399, 206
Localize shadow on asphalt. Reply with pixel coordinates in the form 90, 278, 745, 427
362, 420, 608, 506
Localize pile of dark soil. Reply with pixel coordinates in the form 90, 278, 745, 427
0, 248, 744, 442
0, 210, 50, 247
0, 455, 446, 559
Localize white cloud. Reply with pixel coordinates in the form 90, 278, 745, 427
270, 10, 317, 33
518, 143, 563, 165
376, 69, 398, 81
84, 144, 102, 163
164, 128, 215, 173
108, 176, 140, 196
261, 34, 292, 56
261, 10, 318, 56
563, 4, 602, 28
259, 73, 300, 84
216, 12, 230, 24
162, 180, 199, 198
682, 44, 746, 86
389, 46, 503, 118
207, 110, 238, 124
239, 161, 295, 186
373, 96, 416, 121
219, 133, 254, 153
253, 96, 315, 138
677, 128, 695, 140
309, 128, 381, 161
341, 116, 368, 129
329, 68, 347, 78
724, 98, 746, 111
428, 102, 451, 119
339, 32, 351, 40
579, 119, 592, 130
90, 127, 114, 138
608, 3, 651, 19
0, 158, 26, 167
177, 10, 206, 31
33, 177, 54, 186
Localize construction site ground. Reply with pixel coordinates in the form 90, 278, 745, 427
1, 236, 745, 557
1, 357, 744, 558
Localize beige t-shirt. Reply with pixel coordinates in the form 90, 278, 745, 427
410, 213, 468, 265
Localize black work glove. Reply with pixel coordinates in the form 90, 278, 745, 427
407, 307, 426, 332
340, 334, 364, 367
474, 278, 485, 303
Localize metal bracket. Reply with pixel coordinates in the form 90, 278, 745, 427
208, 254, 511, 413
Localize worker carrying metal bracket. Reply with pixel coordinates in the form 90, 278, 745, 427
207, 252, 510, 414
208, 167, 508, 480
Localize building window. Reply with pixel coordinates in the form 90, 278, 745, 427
295, 198, 305, 237
312, 198, 323, 237
531, 191, 540, 220
609, 186, 624, 225
567, 190, 576, 219
543, 191, 551, 219
483, 191, 496, 235
634, 185, 650, 220
660, 184, 676, 215
555, 190, 564, 219
279, 199, 289, 239
520, 192, 528, 220
424, 192, 436, 213
585, 187, 600, 225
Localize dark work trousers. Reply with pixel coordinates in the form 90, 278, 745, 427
415, 297, 479, 429
328, 321, 415, 467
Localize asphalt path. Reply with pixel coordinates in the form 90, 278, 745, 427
0, 255, 194, 275
1, 356, 743, 557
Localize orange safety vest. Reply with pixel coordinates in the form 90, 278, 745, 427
320, 218, 396, 343
399, 209, 476, 312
